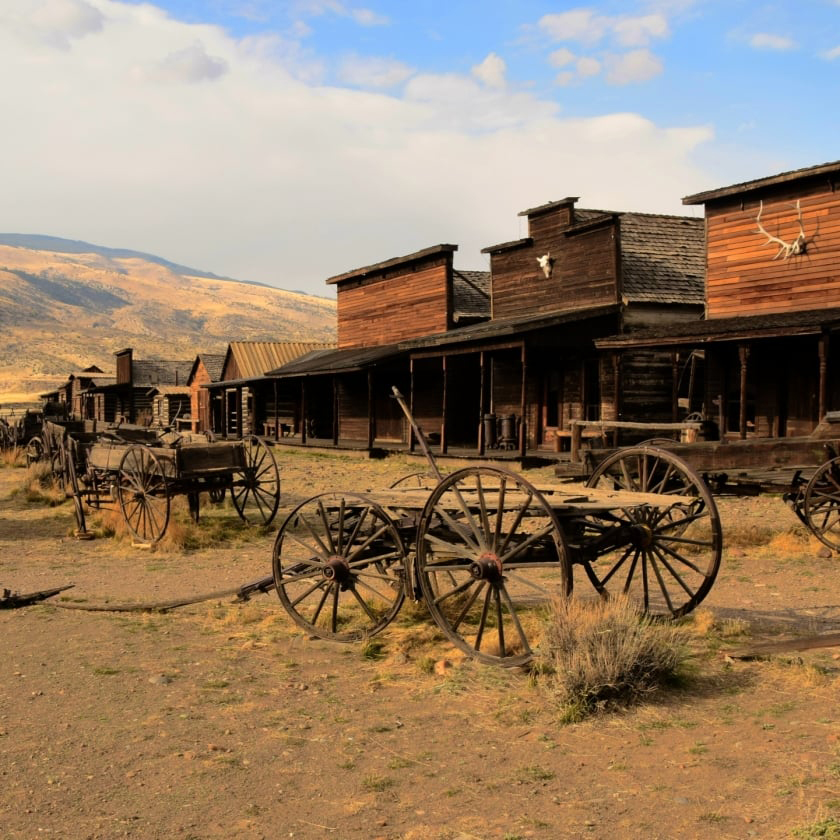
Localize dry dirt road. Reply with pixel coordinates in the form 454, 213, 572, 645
1, 449, 839, 840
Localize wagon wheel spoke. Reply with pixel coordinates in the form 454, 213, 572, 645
585, 446, 722, 617
231, 436, 280, 525
417, 466, 571, 667
117, 446, 170, 545
272, 493, 405, 642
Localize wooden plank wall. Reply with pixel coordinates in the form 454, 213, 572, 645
337, 260, 450, 349
706, 184, 840, 318
491, 219, 618, 320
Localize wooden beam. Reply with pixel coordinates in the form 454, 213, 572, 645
367, 370, 375, 450
478, 350, 486, 455
441, 357, 448, 454
520, 343, 527, 459
819, 332, 829, 421
739, 344, 750, 440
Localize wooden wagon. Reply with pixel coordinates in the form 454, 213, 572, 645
561, 413, 840, 553
268, 390, 723, 667
39, 420, 280, 545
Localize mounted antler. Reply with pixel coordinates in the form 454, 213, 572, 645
755, 200, 808, 259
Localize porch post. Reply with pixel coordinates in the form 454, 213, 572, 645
819, 333, 829, 421
367, 370, 375, 450
441, 356, 448, 454
738, 344, 750, 440
333, 375, 339, 445
519, 343, 527, 459
273, 379, 279, 441
612, 353, 622, 447
478, 350, 486, 455
671, 351, 679, 422
301, 380, 307, 444
409, 358, 416, 452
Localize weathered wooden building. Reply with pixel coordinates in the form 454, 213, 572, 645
597, 160, 840, 439
151, 386, 192, 429
89, 348, 193, 424
40, 366, 114, 419
187, 353, 225, 434
267, 200, 705, 455
205, 341, 335, 438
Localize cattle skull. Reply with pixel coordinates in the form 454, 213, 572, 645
537, 253, 554, 279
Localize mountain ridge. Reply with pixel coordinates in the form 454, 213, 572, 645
0, 237, 337, 404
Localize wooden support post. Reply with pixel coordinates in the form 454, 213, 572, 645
671, 351, 679, 422
612, 353, 621, 447
739, 344, 750, 440
519, 343, 527, 459
478, 351, 486, 455
332, 376, 339, 445
819, 333, 829, 422
570, 424, 582, 463
301, 380, 307, 444
409, 359, 416, 452
441, 356, 448, 454
273, 380, 279, 441
367, 370, 375, 450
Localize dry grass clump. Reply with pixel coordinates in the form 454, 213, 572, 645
10, 463, 67, 506
1, 445, 27, 468
541, 596, 690, 723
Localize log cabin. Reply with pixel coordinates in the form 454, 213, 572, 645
596, 160, 840, 439
186, 353, 225, 434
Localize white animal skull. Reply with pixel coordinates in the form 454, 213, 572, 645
537, 253, 554, 279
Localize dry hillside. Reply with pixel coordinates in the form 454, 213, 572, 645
0, 241, 336, 403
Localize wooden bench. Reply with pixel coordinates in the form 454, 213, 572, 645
263, 416, 296, 438
553, 428, 603, 453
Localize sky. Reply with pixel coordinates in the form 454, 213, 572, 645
1, 1, 839, 298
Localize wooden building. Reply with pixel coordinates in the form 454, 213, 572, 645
89, 348, 193, 425
267, 200, 705, 455
206, 341, 335, 439
40, 366, 114, 419
597, 160, 840, 439
187, 353, 225, 434
151, 386, 192, 429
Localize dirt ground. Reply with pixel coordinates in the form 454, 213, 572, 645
1, 448, 840, 840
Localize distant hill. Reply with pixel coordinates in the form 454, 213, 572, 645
0, 235, 336, 403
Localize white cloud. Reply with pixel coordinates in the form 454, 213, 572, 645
576, 56, 601, 77
548, 47, 576, 68
471, 53, 506, 89
823, 45, 840, 60
539, 8, 669, 47
749, 33, 796, 50
350, 8, 389, 26
0, 0, 713, 295
613, 13, 669, 47
133, 42, 229, 84
604, 49, 663, 84
539, 9, 608, 45
338, 54, 413, 88
3, 0, 104, 50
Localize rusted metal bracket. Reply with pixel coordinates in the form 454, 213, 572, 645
1, 584, 75, 609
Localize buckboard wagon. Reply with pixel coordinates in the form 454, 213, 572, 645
560, 412, 840, 553
267, 389, 723, 667
37, 420, 280, 545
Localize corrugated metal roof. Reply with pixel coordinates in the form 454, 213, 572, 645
227, 341, 336, 379
267, 344, 404, 377
619, 213, 705, 305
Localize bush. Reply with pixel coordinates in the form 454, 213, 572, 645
541, 596, 689, 722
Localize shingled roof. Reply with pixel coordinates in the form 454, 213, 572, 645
618, 213, 705, 305
132, 359, 194, 387
452, 269, 490, 323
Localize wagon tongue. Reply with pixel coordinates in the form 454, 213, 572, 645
390, 387, 444, 481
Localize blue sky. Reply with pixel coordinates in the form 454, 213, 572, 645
1, 1, 838, 297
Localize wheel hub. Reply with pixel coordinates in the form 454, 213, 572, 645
631, 522, 654, 549
323, 555, 352, 588
469, 552, 503, 583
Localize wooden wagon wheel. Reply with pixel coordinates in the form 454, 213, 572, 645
272, 492, 407, 641
117, 446, 170, 545
25, 436, 44, 466
584, 446, 722, 617
64, 438, 88, 536
803, 456, 840, 551
208, 487, 226, 504
230, 436, 280, 525
415, 466, 572, 667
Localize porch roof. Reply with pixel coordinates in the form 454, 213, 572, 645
595, 307, 840, 350
265, 343, 407, 378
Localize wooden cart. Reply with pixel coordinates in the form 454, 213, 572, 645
42, 420, 281, 545
565, 413, 840, 553
269, 389, 723, 666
